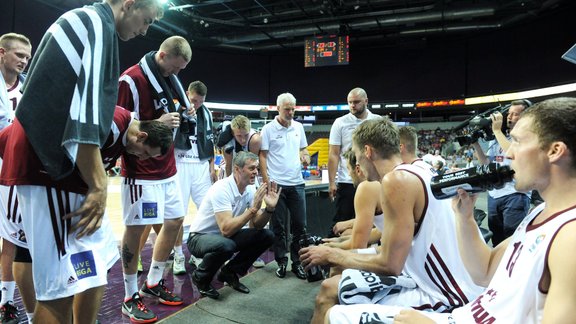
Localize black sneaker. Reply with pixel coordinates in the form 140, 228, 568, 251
121, 292, 157, 324
0, 302, 18, 324
140, 279, 183, 306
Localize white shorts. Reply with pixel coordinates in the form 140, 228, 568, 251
176, 161, 212, 212
16, 185, 120, 301
0, 185, 27, 248
328, 304, 451, 324
121, 178, 185, 225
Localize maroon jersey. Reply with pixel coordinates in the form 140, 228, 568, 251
0, 106, 133, 194
117, 64, 177, 180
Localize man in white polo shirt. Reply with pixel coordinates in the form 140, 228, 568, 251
187, 151, 278, 299
328, 87, 380, 237
259, 92, 311, 280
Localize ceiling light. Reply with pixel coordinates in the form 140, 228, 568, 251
263, 18, 268, 24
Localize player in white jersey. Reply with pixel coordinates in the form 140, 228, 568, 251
0, 32, 32, 322
327, 97, 576, 323
300, 118, 483, 324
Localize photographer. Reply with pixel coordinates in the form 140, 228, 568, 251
471, 99, 531, 245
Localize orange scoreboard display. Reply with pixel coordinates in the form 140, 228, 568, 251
305, 35, 349, 67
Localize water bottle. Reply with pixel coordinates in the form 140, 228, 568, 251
430, 163, 515, 200
299, 234, 325, 282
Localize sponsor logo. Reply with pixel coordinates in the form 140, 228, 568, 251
70, 250, 97, 280
67, 276, 77, 285
142, 202, 158, 219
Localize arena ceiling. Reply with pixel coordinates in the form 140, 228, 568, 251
35, 0, 570, 52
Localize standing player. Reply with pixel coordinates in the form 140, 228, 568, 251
0, 1, 164, 322
0, 32, 32, 323
172, 80, 216, 274
117, 35, 191, 323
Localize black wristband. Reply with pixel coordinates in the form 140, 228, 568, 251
265, 207, 275, 213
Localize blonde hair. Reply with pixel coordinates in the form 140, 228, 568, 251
0, 33, 31, 50
231, 115, 251, 132
160, 36, 192, 62
108, 0, 165, 19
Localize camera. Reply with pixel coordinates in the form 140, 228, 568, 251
299, 234, 325, 282
453, 104, 511, 146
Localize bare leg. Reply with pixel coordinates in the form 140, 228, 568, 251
151, 218, 183, 263
1, 239, 16, 283
13, 262, 36, 313
72, 285, 105, 324
34, 296, 73, 324
174, 224, 184, 250
311, 275, 341, 324
138, 225, 153, 259
122, 225, 147, 275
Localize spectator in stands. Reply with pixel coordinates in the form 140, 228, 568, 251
327, 97, 576, 324
472, 99, 532, 245
300, 117, 482, 324
327, 88, 380, 237
187, 151, 278, 299
259, 92, 310, 280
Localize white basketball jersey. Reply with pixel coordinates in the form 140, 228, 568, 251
452, 203, 576, 323
394, 164, 484, 310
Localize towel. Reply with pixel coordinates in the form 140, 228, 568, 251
338, 269, 417, 305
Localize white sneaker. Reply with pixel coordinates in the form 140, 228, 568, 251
252, 257, 265, 268
173, 254, 186, 275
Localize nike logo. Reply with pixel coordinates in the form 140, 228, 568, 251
124, 304, 133, 313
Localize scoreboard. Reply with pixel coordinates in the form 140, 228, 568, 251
305, 35, 349, 68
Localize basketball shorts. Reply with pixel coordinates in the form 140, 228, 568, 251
121, 178, 185, 226
0, 185, 27, 248
176, 161, 212, 212
17, 185, 119, 301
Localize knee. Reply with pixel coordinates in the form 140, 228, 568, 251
164, 217, 184, 231
260, 229, 275, 245
317, 277, 339, 305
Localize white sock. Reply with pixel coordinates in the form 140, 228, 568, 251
27, 312, 34, 323
173, 245, 184, 257
0, 281, 16, 305
123, 273, 138, 300
147, 260, 166, 286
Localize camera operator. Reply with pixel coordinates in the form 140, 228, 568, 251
471, 99, 532, 245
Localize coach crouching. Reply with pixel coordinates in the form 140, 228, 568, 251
187, 151, 279, 299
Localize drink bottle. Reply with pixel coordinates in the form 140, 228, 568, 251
431, 163, 515, 199
298, 234, 325, 282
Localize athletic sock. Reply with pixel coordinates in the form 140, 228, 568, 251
123, 273, 138, 300
147, 260, 166, 286
173, 245, 184, 257
0, 281, 15, 305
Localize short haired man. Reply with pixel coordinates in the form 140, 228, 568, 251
217, 114, 262, 177
300, 117, 482, 324
260, 92, 310, 280
0, 1, 163, 322
187, 151, 278, 298
0, 31, 32, 322
327, 87, 379, 237
117, 35, 191, 322
472, 99, 532, 245
328, 97, 576, 324
172, 80, 216, 274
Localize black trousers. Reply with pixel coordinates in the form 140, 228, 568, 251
327, 183, 356, 237
187, 228, 274, 282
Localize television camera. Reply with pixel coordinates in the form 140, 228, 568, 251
452, 104, 511, 146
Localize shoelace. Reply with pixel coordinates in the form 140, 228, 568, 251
159, 282, 176, 297
134, 298, 150, 313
